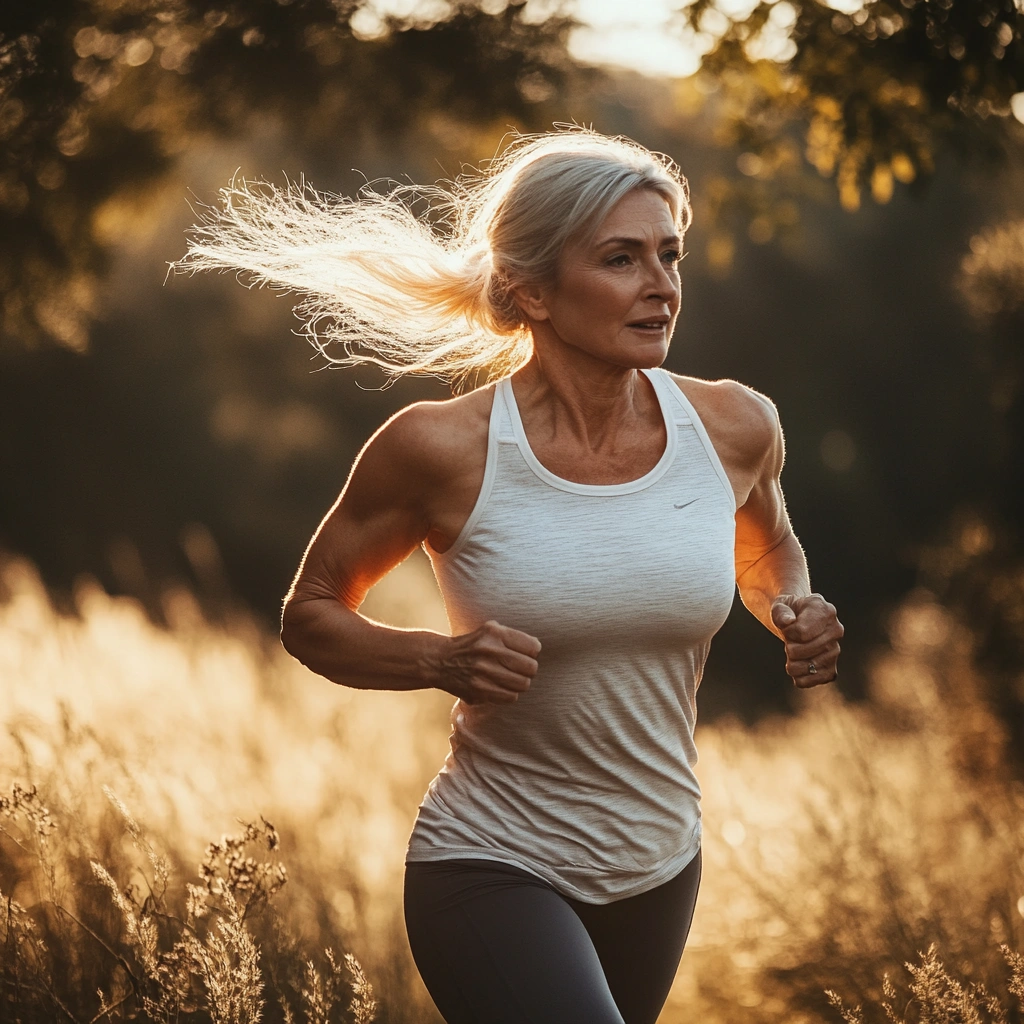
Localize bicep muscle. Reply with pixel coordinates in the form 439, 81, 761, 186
288, 412, 433, 611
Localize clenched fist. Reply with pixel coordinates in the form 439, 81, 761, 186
439, 620, 542, 705
771, 594, 843, 688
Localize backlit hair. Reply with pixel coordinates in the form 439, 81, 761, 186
172, 127, 690, 387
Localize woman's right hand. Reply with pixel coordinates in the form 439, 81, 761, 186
439, 620, 541, 705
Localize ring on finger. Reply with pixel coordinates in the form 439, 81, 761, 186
807, 661, 818, 675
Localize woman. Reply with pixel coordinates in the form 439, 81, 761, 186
177, 129, 843, 1024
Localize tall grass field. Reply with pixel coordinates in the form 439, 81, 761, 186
1, 552, 1022, 1023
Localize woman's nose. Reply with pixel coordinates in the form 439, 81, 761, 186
644, 258, 679, 299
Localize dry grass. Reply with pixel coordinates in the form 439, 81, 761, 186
667, 591, 1024, 1023
0, 782, 377, 1023
826, 943, 1024, 1024
0, 552, 451, 1022
1, 553, 1022, 1022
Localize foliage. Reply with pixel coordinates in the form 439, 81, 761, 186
945, 218, 1024, 718
960, 218, 1024, 324
0, 0, 581, 350
958, 214, 1024, 436
827, 944, 1024, 1023
916, 515, 1024, 767
679, 0, 1024, 213
0, 785, 376, 1024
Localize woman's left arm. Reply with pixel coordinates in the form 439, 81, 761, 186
733, 394, 843, 688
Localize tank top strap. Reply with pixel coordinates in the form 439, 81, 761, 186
429, 384, 506, 562
646, 367, 693, 427
652, 369, 737, 514
492, 379, 519, 444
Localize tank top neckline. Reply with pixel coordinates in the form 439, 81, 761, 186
498, 368, 679, 496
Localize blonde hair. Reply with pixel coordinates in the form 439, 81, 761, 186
172, 128, 690, 387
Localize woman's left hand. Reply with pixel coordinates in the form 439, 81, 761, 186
770, 594, 843, 687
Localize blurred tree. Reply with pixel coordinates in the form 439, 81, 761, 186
959, 214, 1024, 430
677, 0, 1024, 263
918, 514, 1024, 765
0, 0, 580, 351
676, 0, 1024, 733
940, 218, 1024, 752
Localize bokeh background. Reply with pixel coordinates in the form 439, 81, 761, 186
2, 1, 1024, 1022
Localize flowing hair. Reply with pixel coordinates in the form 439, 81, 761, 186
171, 128, 691, 388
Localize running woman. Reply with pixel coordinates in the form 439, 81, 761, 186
177, 128, 843, 1024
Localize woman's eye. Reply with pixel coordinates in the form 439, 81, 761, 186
662, 249, 683, 265
607, 254, 632, 266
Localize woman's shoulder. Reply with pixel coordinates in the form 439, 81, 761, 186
364, 384, 494, 486
664, 371, 782, 471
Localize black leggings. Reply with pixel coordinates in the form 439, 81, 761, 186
404, 850, 701, 1024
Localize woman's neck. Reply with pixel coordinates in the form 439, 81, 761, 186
512, 346, 661, 452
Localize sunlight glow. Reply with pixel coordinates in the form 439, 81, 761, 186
822, 0, 868, 12
744, 3, 798, 63
568, 23, 710, 79
566, 0, 711, 79
362, 0, 710, 78
360, 0, 868, 79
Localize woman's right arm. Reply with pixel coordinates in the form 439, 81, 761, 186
279, 401, 541, 704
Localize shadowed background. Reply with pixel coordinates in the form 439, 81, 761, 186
2, 1, 1024, 1021
2, 0, 1023, 717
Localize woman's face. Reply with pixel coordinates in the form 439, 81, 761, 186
525, 188, 683, 369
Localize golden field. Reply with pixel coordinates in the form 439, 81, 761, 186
1, 551, 1022, 1023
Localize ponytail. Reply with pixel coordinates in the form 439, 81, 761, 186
172, 129, 689, 387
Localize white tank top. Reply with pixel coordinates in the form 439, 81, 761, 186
405, 368, 737, 903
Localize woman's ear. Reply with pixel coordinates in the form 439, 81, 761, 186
509, 281, 551, 324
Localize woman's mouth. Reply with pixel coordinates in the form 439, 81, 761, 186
627, 319, 669, 332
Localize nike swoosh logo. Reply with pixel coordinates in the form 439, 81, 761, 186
674, 498, 700, 510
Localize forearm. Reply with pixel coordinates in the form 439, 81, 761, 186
280, 595, 449, 692
736, 531, 811, 638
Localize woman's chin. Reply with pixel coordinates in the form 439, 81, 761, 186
555, 333, 670, 371
615, 337, 670, 370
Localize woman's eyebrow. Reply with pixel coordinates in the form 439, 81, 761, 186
597, 234, 683, 248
